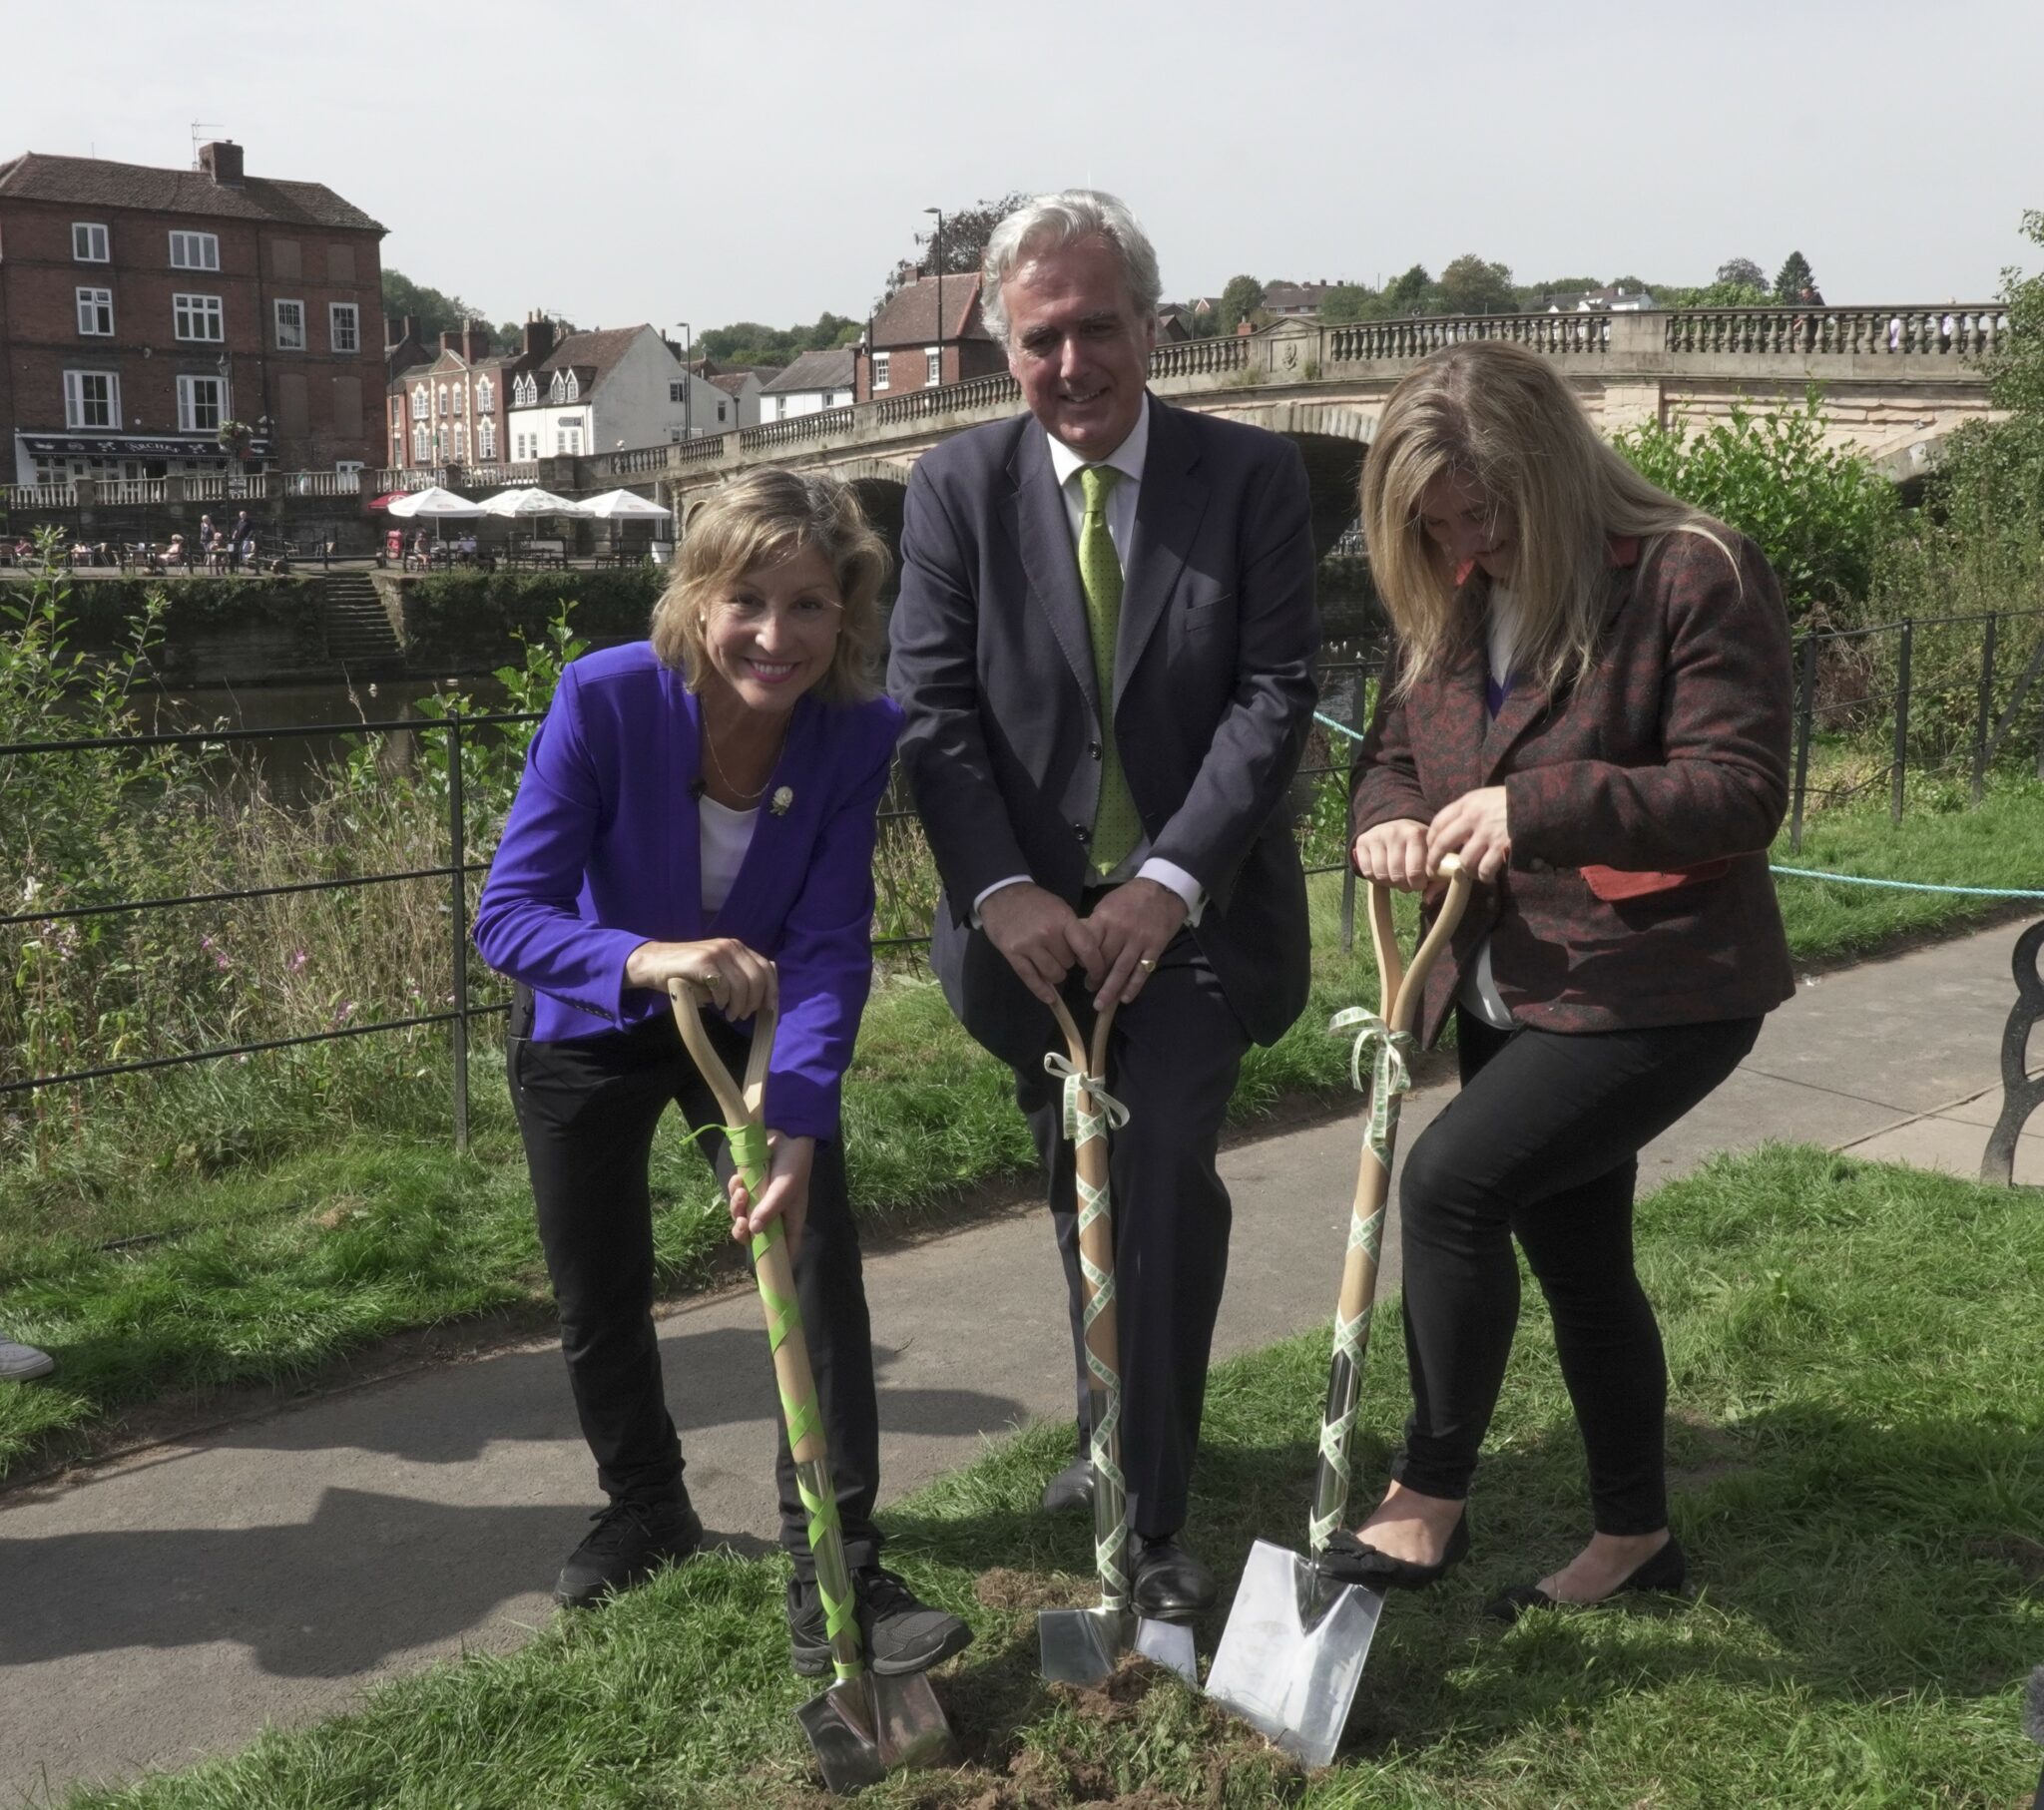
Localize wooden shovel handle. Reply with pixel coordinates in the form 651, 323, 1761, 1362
667, 977, 821, 1461
1335, 855, 1474, 1328
1048, 995, 1120, 1382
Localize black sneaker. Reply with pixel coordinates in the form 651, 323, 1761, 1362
554, 1496, 704, 1607
786, 1565, 975, 1677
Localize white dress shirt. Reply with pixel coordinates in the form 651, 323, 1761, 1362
1457, 587, 1522, 1030
973, 398, 1207, 923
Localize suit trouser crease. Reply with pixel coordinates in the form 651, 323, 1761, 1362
1015, 938, 1249, 1541
1391, 1009, 1761, 1535
510, 1011, 882, 1578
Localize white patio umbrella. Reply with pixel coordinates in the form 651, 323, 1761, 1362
476, 487, 590, 564
384, 484, 485, 554
579, 488, 672, 558
385, 485, 484, 519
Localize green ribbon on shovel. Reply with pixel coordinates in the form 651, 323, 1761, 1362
1309, 1009, 1414, 1554
734, 1118, 853, 1658
1044, 1050, 1133, 1599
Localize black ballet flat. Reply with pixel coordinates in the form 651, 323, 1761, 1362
1317, 1513, 1469, 1590
1485, 1534, 1689, 1622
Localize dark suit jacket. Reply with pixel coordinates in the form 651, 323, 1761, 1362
888, 397, 1320, 1068
1351, 530, 1796, 1045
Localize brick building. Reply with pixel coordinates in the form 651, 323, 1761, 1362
0, 141, 387, 486
388, 313, 555, 472
852, 273, 1002, 403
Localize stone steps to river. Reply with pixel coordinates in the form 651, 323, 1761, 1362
318, 576, 405, 673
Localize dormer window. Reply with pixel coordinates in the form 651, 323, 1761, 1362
565, 372, 579, 400
549, 372, 567, 402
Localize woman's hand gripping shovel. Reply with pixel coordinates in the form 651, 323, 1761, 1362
669, 976, 960, 1796
1206, 854, 1474, 1767
1036, 996, 1198, 1688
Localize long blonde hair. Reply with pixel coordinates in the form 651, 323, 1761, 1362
649, 469, 888, 702
1361, 341, 1731, 694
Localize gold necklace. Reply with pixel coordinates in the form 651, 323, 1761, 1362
700, 707, 788, 806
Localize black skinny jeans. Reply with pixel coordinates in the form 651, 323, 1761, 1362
1392, 1008, 1761, 1534
509, 1002, 882, 1579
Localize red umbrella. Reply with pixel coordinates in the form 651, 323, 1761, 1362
366, 492, 410, 511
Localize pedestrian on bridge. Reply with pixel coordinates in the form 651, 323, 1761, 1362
1336, 339, 1794, 1615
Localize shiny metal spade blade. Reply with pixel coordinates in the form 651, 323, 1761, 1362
1206, 1539, 1384, 1769
1038, 1604, 1127, 1684
1133, 1614, 1198, 1685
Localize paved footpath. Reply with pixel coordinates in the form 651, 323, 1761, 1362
2, 920, 2038, 1801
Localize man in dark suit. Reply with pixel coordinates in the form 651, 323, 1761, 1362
888, 191, 1319, 1616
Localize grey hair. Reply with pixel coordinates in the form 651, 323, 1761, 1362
978, 190, 1163, 347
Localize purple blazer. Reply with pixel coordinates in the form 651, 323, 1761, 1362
472, 642, 903, 1139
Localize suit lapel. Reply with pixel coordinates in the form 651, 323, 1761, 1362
1115, 397, 1205, 711
1437, 638, 1489, 800
1005, 427, 1101, 718
1476, 558, 1638, 782
673, 679, 706, 936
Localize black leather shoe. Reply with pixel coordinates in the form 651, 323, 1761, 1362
1485, 1535, 1688, 1622
1317, 1513, 1469, 1591
1041, 1458, 1095, 1515
554, 1496, 703, 1607
1129, 1535, 1217, 1619
787, 1566, 975, 1676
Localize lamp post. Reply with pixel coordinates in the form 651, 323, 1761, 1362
673, 321, 692, 440
924, 208, 943, 386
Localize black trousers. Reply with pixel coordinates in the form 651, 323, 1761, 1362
1014, 930, 1249, 1540
1392, 1008, 1761, 1534
509, 1003, 882, 1578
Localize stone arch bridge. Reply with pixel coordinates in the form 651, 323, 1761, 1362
554, 305, 2005, 562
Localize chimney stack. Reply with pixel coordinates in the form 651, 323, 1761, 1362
439, 330, 462, 355
198, 141, 244, 187
461, 320, 492, 361
522, 311, 555, 360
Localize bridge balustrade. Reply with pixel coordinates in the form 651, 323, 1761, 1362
1663, 305, 2010, 358
1149, 337, 1250, 377
871, 372, 1023, 426
740, 405, 858, 452
1325, 312, 1611, 363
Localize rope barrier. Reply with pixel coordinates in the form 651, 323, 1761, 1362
1313, 711, 2044, 901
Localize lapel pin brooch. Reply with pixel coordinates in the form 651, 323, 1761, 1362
770, 785, 794, 816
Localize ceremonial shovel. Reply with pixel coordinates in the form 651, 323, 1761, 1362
1206, 855, 1474, 1767
1036, 995, 1199, 1688
669, 977, 959, 1795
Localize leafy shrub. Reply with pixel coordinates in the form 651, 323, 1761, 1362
1613, 387, 1897, 625
397, 569, 662, 667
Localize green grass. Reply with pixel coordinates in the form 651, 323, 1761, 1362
58, 1145, 2044, 1808
5, 775, 2039, 1484
1771, 768, 2044, 962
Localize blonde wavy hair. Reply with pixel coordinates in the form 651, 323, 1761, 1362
649, 469, 888, 702
1361, 340, 1733, 695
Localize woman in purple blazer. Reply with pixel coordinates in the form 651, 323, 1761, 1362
473, 470, 969, 1679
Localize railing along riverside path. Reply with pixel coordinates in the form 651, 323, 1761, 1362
567, 304, 2005, 494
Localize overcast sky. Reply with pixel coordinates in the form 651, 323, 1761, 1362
12, 0, 2040, 333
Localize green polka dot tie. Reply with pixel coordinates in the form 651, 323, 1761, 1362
1078, 464, 1140, 876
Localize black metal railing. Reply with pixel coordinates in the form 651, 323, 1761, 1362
7, 612, 2038, 1135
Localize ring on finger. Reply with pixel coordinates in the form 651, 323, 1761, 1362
1137, 956, 1157, 973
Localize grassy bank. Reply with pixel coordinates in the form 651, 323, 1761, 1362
61, 1144, 2044, 1808
7, 768, 2043, 1481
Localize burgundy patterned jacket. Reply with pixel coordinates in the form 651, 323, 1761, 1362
1350, 530, 1796, 1046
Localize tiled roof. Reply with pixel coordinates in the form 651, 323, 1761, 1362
708, 371, 754, 395
529, 326, 646, 390
762, 348, 856, 394
0, 151, 383, 231
869, 273, 989, 349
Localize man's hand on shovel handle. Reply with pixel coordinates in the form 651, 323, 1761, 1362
981, 883, 1099, 1006
726, 1131, 814, 1256
1085, 879, 1187, 1010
